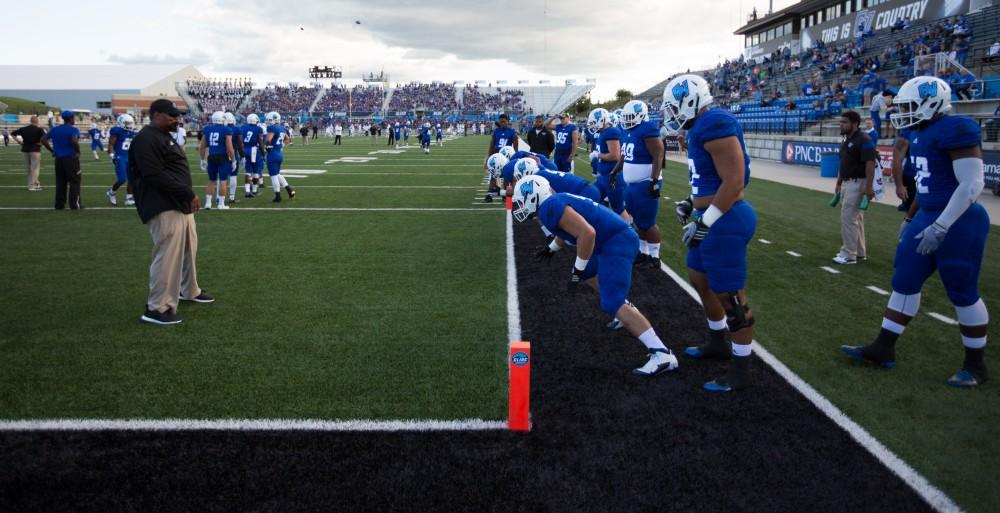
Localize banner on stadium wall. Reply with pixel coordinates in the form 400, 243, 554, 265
395, 111, 407, 116
2, 114, 17, 123
334, 112, 347, 117
985, 151, 1000, 187
800, 0, 970, 49
781, 141, 840, 166
433, 111, 442, 116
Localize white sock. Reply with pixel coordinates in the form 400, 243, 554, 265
216, 195, 225, 206
271, 176, 281, 193
881, 317, 906, 334
640, 240, 649, 255
637, 327, 667, 351
278, 175, 289, 188
732, 342, 752, 357
205, 194, 212, 208
707, 318, 727, 331
245, 183, 251, 194
647, 242, 660, 259
228, 176, 237, 197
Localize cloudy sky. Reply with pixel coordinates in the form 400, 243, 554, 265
11, 0, 797, 101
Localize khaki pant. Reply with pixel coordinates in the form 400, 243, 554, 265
839, 178, 867, 260
23, 152, 40, 189
147, 210, 201, 314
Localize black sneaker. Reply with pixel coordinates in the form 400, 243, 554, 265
140, 308, 182, 325
181, 291, 215, 303
273, 193, 282, 203
286, 185, 296, 199
483, 194, 493, 203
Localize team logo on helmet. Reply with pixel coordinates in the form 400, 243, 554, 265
632, 102, 643, 113
918, 81, 938, 99
519, 180, 535, 196
672, 80, 690, 102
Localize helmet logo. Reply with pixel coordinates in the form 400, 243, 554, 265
519, 180, 534, 196
918, 81, 937, 99
672, 80, 690, 102
632, 103, 643, 113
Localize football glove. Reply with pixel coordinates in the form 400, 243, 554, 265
588, 150, 599, 161
567, 267, 584, 292
675, 196, 693, 226
898, 217, 912, 240
681, 219, 710, 248
200, 160, 208, 171
915, 222, 947, 255
534, 245, 557, 262
648, 180, 661, 198
231, 160, 238, 172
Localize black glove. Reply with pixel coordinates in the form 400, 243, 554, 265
681, 219, 710, 248
674, 196, 693, 226
534, 245, 557, 262
648, 180, 661, 198
567, 267, 584, 292
609, 171, 620, 191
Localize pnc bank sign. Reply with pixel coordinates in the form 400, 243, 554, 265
781, 141, 839, 166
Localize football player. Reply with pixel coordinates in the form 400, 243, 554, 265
483, 115, 518, 202
106, 114, 136, 206
587, 108, 628, 221
225, 113, 244, 204
436, 123, 443, 146
514, 176, 679, 376
420, 122, 432, 154
199, 111, 234, 210
264, 111, 296, 203
242, 113, 265, 198
609, 100, 665, 269
393, 122, 402, 148
663, 74, 756, 392
842, 76, 990, 388
551, 113, 579, 174
511, 157, 601, 203
88, 122, 103, 160
402, 122, 410, 145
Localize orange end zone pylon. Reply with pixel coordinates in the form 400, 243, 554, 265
508, 341, 531, 431
505, 185, 513, 210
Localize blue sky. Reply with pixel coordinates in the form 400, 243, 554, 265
7, 0, 798, 100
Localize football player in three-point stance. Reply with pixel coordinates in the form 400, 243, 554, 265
513, 175, 679, 376
842, 76, 990, 388
663, 74, 757, 392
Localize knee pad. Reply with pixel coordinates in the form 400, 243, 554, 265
955, 298, 989, 327
888, 291, 921, 317
725, 293, 754, 332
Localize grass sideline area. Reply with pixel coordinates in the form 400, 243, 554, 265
0, 96, 59, 116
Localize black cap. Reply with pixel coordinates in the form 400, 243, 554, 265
149, 99, 182, 117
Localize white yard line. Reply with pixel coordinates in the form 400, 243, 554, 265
655, 260, 961, 513
786, 251, 802, 257
820, 266, 841, 274
506, 210, 522, 343
758, 239, 772, 244
927, 312, 959, 325
0, 207, 504, 212
0, 418, 506, 432
866, 286, 890, 296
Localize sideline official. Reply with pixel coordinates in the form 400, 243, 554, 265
129, 99, 214, 325
833, 111, 876, 265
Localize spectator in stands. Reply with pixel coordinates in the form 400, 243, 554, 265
869, 90, 894, 141
984, 39, 1000, 64
891, 18, 906, 33
525, 115, 554, 158
954, 36, 970, 66
802, 80, 816, 96
951, 68, 976, 101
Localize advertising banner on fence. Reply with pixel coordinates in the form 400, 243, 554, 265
781, 141, 839, 166
985, 151, 1000, 188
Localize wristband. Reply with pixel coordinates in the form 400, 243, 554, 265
702, 204, 724, 227
574, 257, 589, 272
548, 240, 561, 252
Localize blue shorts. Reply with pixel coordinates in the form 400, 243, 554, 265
436, 134, 442, 141
244, 147, 263, 175
113, 157, 128, 183
892, 204, 989, 306
580, 228, 640, 316
554, 151, 573, 172
266, 153, 284, 177
594, 173, 626, 214
91, 140, 104, 151
206, 157, 231, 182
576, 184, 602, 204
624, 179, 662, 230
686, 200, 757, 293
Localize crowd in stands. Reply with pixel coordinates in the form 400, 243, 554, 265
244, 84, 322, 114
314, 84, 386, 113
186, 78, 253, 113
388, 83, 457, 112
461, 86, 525, 114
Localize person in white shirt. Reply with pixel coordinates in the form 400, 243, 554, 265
334, 123, 343, 145
173, 123, 187, 147
985, 40, 1000, 63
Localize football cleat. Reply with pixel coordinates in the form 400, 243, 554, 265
215, 203, 230, 210
124, 198, 135, 207
840, 345, 896, 369
946, 369, 988, 388
633, 349, 678, 376
685, 341, 731, 360
273, 193, 282, 203
285, 186, 296, 199
704, 355, 750, 392
106, 190, 117, 206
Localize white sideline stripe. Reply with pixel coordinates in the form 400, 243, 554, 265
927, 312, 959, 325
867, 286, 890, 296
786, 250, 802, 257
0, 418, 506, 432
506, 210, 522, 343
758, 239, 772, 244
820, 266, 841, 274
0, 207, 503, 212
0, 172, 484, 177
656, 260, 961, 513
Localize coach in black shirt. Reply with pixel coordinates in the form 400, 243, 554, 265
129, 99, 213, 325
11, 116, 53, 191
525, 115, 555, 158
833, 110, 876, 265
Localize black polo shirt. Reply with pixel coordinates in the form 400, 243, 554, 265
128, 125, 195, 224
839, 129, 876, 180
11, 124, 46, 153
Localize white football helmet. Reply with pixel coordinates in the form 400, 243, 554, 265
265, 111, 281, 125
486, 153, 509, 175
499, 145, 516, 159
224, 112, 236, 125
246, 113, 260, 124
661, 74, 714, 135
210, 111, 227, 125
890, 76, 952, 130
89, 123, 98, 130
117, 114, 136, 129
512, 175, 553, 222
586, 108, 610, 135
620, 100, 648, 130
612, 109, 624, 128
513, 157, 539, 180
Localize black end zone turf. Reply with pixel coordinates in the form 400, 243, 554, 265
0, 221, 936, 513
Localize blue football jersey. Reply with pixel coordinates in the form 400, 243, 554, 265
436, 126, 443, 136
555, 123, 578, 151
538, 193, 630, 253
686, 108, 750, 198
493, 127, 516, 152
109, 126, 135, 156
88, 128, 102, 141
394, 125, 401, 138
620, 121, 660, 165
534, 168, 590, 196
907, 115, 982, 211
584, 129, 597, 151
202, 125, 230, 156
266, 125, 287, 151
511, 150, 557, 169
596, 127, 621, 175
242, 124, 263, 148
